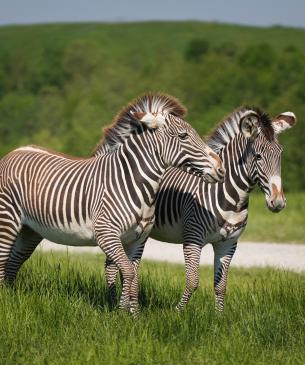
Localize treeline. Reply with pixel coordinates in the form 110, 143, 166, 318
0, 22, 304, 190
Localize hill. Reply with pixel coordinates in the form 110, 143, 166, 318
0, 21, 304, 190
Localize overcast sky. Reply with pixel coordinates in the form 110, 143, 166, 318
0, 0, 304, 28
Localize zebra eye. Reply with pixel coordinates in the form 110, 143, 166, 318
256, 154, 262, 161
178, 132, 188, 140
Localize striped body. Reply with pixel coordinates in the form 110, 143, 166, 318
150, 107, 296, 311
1, 145, 157, 248
0, 93, 224, 313
104, 106, 296, 311
152, 168, 247, 246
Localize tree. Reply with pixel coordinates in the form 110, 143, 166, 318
185, 39, 210, 61
63, 40, 101, 80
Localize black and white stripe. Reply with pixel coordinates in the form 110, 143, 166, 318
104, 106, 296, 311
0, 93, 223, 313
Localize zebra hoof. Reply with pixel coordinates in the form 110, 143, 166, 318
215, 299, 225, 312
214, 305, 224, 313
129, 305, 140, 317
118, 302, 130, 312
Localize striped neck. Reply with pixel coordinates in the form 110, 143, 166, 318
217, 135, 252, 212
101, 131, 167, 204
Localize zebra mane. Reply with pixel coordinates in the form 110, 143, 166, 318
206, 106, 274, 152
93, 93, 187, 155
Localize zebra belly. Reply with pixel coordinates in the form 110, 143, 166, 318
150, 222, 184, 244
24, 218, 96, 246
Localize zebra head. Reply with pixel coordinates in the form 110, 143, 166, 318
93, 93, 224, 183
243, 109, 297, 212
133, 111, 225, 183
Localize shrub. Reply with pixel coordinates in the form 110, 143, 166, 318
185, 39, 210, 61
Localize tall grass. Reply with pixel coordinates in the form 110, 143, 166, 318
0, 252, 304, 364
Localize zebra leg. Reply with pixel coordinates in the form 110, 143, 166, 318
212, 240, 237, 312
5, 225, 42, 285
127, 240, 146, 315
176, 243, 202, 311
0, 201, 22, 283
95, 227, 135, 311
104, 257, 119, 305
104, 240, 145, 314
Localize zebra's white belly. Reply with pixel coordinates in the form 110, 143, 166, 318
24, 218, 97, 246
24, 216, 156, 247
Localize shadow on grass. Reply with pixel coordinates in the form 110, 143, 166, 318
12, 256, 181, 312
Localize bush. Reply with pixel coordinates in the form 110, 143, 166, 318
215, 42, 238, 58
238, 43, 275, 69
185, 39, 210, 61
63, 40, 101, 79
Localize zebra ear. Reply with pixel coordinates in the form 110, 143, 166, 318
272, 112, 296, 134
240, 112, 259, 140
132, 111, 166, 129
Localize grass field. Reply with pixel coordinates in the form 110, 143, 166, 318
0, 252, 304, 365
241, 192, 305, 243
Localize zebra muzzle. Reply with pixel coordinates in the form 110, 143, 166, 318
266, 184, 286, 212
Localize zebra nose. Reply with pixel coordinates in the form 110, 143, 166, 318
268, 196, 286, 212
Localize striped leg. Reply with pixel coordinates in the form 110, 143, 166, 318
126, 240, 146, 315
0, 198, 22, 283
105, 257, 118, 305
176, 243, 202, 311
105, 240, 146, 314
128, 258, 141, 314
95, 225, 135, 311
5, 226, 42, 284
213, 240, 237, 312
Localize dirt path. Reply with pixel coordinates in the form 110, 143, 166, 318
39, 239, 305, 272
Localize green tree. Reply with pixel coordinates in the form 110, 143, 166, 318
238, 43, 275, 69
0, 93, 38, 154
185, 39, 210, 61
63, 40, 102, 80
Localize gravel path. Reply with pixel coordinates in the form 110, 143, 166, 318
40, 239, 305, 272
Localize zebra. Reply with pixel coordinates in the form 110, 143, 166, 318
0, 93, 224, 313
103, 106, 296, 311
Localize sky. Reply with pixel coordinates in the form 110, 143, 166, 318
0, 0, 304, 28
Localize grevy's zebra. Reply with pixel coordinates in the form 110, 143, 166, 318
0, 93, 224, 312
104, 106, 296, 311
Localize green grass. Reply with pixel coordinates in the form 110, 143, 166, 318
0, 252, 304, 365
242, 192, 305, 243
